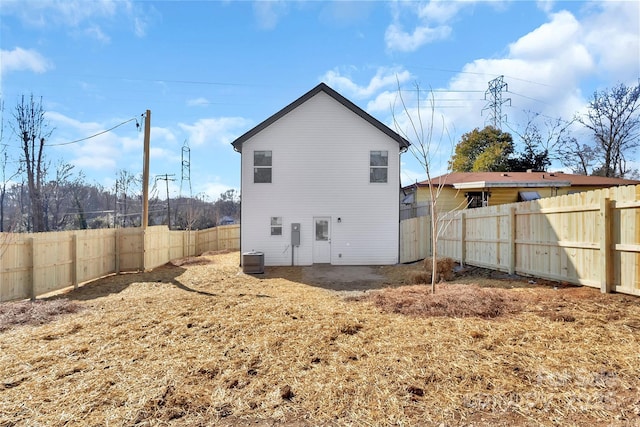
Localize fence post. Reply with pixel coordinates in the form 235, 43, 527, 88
115, 228, 120, 274
600, 197, 612, 293
509, 207, 516, 275
459, 212, 466, 266
72, 233, 79, 289
29, 237, 36, 300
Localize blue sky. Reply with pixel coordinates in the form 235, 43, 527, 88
1, 0, 639, 201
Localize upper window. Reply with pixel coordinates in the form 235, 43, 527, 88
254, 151, 272, 183
370, 151, 388, 183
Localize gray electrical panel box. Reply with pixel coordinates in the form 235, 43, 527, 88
291, 223, 300, 246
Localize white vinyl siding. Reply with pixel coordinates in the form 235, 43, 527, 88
240, 91, 401, 266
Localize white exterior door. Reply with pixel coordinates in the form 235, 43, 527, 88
313, 217, 331, 264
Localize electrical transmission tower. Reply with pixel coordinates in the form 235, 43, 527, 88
179, 140, 192, 199
482, 75, 511, 129
177, 140, 193, 230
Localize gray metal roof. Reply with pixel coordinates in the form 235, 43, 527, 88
231, 82, 411, 152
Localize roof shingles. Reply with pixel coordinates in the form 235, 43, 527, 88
410, 171, 640, 189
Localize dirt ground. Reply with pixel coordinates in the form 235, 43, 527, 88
1, 251, 639, 427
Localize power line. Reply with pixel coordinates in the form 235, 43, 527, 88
64, 73, 267, 87
45, 117, 140, 146
406, 65, 555, 88
508, 90, 550, 105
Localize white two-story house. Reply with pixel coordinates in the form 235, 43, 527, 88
231, 83, 410, 266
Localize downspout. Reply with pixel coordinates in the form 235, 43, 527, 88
233, 144, 243, 266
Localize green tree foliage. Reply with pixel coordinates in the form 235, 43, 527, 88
512, 145, 550, 172
449, 126, 514, 172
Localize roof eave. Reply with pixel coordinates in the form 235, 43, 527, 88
452, 181, 572, 189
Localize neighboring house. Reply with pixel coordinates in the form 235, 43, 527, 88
402, 171, 640, 214
231, 82, 410, 266
219, 216, 235, 226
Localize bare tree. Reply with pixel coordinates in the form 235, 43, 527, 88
392, 81, 455, 293
42, 160, 75, 231
1, 98, 20, 232
12, 94, 52, 232
558, 137, 598, 175
577, 82, 640, 178
115, 169, 141, 227
69, 171, 89, 229
507, 111, 574, 171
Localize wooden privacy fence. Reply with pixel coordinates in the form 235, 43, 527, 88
435, 184, 640, 296
399, 215, 431, 263
0, 224, 240, 302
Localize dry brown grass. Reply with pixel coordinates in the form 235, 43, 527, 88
1, 251, 640, 427
422, 256, 456, 282
0, 299, 81, 332
368, 283, 522, 318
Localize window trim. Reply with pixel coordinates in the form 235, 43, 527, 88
369, 150, 388, 183
254, 150, 272, 183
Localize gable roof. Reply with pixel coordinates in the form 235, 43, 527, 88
231, 82, 410, 152
407, 171, 640, 190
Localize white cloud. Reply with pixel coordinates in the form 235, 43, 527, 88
385, 23, 451, 52
509, 11, 581, 60
187, 97, 210, 107
0, 47, 52, 75
46, 111, 103, 135
441, 8, 598, 129
384, 0, 473, 52
72, 145, 118, 171
367, 90, 401, 114
44, 112, 151, 174
416, 1, 465, 23
253, 1, 288, 30
322, 66, 412, 99
1, 0, 151, 38
536, 0, 555, 14
83, 25, 111, 43
133, 15, 147, 37
1, 0, 118, 27
582, 1, 640, 83
198, 180, 238, 202
178, 117, 253, 147
150, 146, 179, 163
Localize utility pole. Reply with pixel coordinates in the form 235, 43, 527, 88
156, 174, 175, 229
142, 110, 151, 230
482, 76, 511, 129
114, 181, 118, 228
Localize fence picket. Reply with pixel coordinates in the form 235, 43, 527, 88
0, 224, 240, 302
399, 184, 640, 296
